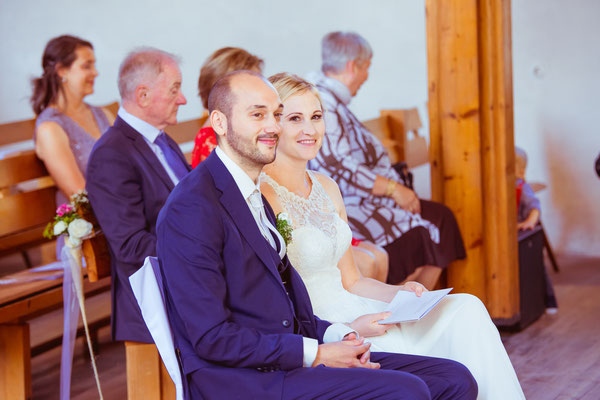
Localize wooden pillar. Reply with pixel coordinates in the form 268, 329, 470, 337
0, 323, 31, 400
426, 0, 519, 319
478, 0, 520, 321
125, 341, 175, 400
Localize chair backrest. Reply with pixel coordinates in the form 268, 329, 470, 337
380, 108, 429, 168
129, 256, 184, 400
362, 115, 402, 163
0, 150, 57, 256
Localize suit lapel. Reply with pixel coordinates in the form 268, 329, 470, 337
115, 117, 176, 191
205, 153, 285, 287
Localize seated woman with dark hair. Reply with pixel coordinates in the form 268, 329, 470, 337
32, 34, 114, 205
190, 47, 264, 168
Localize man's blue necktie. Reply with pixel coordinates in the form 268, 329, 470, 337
154, 132, 189, 181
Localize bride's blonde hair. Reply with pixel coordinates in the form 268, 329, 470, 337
268, 72, 325, 111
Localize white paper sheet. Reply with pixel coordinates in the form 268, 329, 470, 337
379, 288, 453, 324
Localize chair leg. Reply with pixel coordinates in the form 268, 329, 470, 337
541, 226, 560, 272
125, 341, 175, 400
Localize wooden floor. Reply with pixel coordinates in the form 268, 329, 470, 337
2, 253, 597, 399
501, 254, 600, 399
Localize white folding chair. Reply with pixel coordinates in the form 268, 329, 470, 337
129, 256, 184, 400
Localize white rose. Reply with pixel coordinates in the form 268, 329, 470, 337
278, 213, 291, 223
68, 218, 93, 239
53, 220, 68, 236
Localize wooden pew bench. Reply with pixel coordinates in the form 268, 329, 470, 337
0, 109, 206, 400
0, 270, 110, 399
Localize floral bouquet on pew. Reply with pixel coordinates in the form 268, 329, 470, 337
43, 190, 111, 282
43, 191, 94, 247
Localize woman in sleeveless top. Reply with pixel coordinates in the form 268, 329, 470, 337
32, 35, 114, 205
261, 73, 525, 399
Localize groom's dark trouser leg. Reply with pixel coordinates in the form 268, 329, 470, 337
281, 352, 477, 400
281, 362, 430, 400
371, 352, 478, 400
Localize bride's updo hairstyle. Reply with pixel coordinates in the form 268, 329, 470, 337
268, 72, 324, 111
31, 35, 93, 115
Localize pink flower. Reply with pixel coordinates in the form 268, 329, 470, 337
56, 203, 73, 217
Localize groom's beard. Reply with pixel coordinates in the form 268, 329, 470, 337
226, 120, 279, 167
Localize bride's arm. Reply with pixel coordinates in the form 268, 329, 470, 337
315, 174, 422, 303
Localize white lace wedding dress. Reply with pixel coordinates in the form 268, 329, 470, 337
262, 171, 525, 400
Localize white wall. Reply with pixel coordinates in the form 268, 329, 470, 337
0, 0, 428, 124
1, 0, 597, 255
512, 0, 600, 256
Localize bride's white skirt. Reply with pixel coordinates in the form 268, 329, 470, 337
306, 275, 525, 400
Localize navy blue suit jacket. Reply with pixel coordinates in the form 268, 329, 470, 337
156, 151, 330, 399
86, 116, 190, 342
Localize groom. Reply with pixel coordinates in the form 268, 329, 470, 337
156, 70, 477, 399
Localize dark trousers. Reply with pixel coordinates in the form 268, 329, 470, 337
385, 200, 467, 284
281, 352, 477, 400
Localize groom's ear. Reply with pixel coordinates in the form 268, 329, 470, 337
210, 110, 228, 140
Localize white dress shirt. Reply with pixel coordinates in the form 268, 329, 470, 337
214, 146, 356, 367
117, 107, 181, 186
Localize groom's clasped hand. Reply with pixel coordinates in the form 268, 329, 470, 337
313, 333, 379, 369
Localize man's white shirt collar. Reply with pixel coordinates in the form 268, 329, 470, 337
118, 107, 162, 142
215, 146, 260, 197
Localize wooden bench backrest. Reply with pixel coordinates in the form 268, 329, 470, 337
0, 150, 56, 255
0, 118, 36, 147
165, 112, 208, 144
380, 108, 429, 168
0, 102, 120, 148
362, 115, 403, 163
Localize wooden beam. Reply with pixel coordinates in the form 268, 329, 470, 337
426, 0, 519, 318
478, 0, 520, 320
426, 0, 487, 301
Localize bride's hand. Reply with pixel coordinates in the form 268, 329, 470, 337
401, 281, 427, 297
349, 312, 393, 338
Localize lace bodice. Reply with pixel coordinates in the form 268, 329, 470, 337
261, 170, 389, 326
261, 171, 352, 278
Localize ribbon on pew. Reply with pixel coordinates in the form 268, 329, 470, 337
0, 261, 63, 285
60, 239, 104, 400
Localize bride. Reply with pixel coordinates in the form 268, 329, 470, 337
261, 72, 525, 400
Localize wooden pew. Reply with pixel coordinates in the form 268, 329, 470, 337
0, 110, 205, 400
0, 150, 57, 267
0, 101, 119, 150
381, 108, 429, 169
0, 270, 110, 399
362, 107, 430, 168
